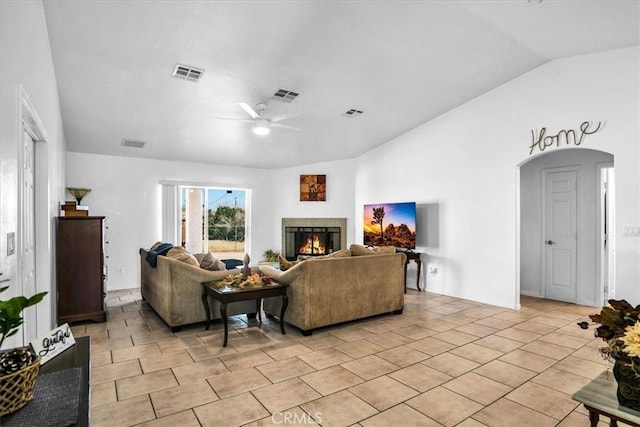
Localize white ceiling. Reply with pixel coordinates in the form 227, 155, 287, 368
42, 0, 639, 169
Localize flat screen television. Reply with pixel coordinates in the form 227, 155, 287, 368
363, 201, 416, 250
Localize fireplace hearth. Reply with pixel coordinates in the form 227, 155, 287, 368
282, 218, 347, 261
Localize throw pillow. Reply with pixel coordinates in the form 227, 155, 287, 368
349, 244, 396, 256
166, 247, 199, 266
327, 248, 352, 258
200, 252, 226, 271
349, 244, 373, 256
279, 254, 298, 271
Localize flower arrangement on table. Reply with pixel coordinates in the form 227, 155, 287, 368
579, 299, 640, 409
213, 272, 273, 290
578, 299, 640, 368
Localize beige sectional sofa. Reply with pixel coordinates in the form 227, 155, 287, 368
260, 247, 406, 335
140, 247, 256, 331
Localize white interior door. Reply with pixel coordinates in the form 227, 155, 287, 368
21, 127, 37, 342
544, 169, 578, 303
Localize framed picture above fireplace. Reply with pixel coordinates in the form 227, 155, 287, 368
300, 174, 326, 201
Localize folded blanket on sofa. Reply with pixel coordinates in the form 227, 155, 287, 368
146, 243, 173, 267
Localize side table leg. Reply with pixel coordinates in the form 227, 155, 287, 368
279, 293, 288, 335
586, 407, 599, 427
416, 257, 422, 291
257, 298, 262, 323
202, 289, 211, 330
403, 259, 408, 293
220, 302, 228, 347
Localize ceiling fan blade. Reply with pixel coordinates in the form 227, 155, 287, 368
238, 102, 260, 119
269, 111, 302, 123
212, 117, 253, 122
271, 122, 300, 131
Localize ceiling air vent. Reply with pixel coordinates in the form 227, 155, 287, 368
343, 108, 364, 118
121, 139, 146, 149
172, 64, 204, 82
272, 88, 300, 102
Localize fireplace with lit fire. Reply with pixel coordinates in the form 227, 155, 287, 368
284, 226, 341, 260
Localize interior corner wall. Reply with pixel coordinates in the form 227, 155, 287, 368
355, 46, 639, 309
268, 159, 357, 252
0, 0, 67, 345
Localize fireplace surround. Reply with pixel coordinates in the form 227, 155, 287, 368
281, 218, 347, 261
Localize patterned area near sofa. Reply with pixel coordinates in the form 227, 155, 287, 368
260, 245, 406, 335
139, 244, 256, 331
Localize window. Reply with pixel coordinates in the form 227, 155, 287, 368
180, 187, 247, 258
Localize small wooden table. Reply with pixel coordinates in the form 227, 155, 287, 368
201, 281, 289, 347
572, 370, 640, 427
398, 250, 422, 292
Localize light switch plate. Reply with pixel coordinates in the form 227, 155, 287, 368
6, 232, 15, 256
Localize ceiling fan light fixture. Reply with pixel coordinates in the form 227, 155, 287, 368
253, 120, 270, 136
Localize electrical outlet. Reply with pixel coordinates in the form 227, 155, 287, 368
429, 266, 438, 274
117, 267, 124, 275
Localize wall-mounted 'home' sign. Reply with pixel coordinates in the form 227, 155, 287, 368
30, 323, 76, 365
529, 121, 602, 155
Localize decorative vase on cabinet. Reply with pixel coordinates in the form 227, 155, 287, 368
56, 216, 106, 324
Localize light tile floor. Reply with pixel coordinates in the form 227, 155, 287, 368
73, 289, 629, 426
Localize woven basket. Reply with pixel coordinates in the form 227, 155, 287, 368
0, 358, 40, 416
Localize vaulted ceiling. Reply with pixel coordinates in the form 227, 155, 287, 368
42, 1, 639, 169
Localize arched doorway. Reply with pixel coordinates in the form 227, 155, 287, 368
519, 148, 614, 307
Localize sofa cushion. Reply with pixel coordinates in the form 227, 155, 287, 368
200, 252, 226, 271
166, 247, 199, 266
349, 244, 396, 256
279, 254, 299, 271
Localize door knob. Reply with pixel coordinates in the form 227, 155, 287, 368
546, 240, 555, 245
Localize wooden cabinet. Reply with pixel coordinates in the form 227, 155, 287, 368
56, 216, 106, 324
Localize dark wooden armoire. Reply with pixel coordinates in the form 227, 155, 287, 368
56, 216, 106, 324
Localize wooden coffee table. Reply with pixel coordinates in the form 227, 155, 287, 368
201, 281, 289, 347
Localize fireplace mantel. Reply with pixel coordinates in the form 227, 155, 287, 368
281, 218, 347, 259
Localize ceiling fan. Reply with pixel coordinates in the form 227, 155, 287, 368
216, 103, 301, 136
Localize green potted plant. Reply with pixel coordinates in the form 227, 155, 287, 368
0, 285, 47, 416
0, 286, 47, 348
263, 249, 279, 263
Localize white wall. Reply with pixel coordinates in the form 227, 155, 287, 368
66, 153, 273, 290
66, 153, 356, 290
355, 46, 639, 309
0, 0, 67, 346
269, 159, 357, 251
